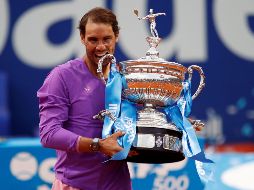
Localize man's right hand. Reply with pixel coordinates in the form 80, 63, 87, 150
99, 131, 125, 157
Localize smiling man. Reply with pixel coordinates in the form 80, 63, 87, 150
37, 7, 131, 190
79, 8, 119, 78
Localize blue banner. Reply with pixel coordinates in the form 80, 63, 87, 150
0, 138, 204, 190
2, 138, 252, 190
0, 0, 253, 143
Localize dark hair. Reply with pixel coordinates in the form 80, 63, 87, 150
78, 7, 120, 37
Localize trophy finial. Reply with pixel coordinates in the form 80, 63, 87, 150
135, 9, 166, 38
134, 9, 166, 59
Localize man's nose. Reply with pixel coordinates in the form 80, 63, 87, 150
96, 41, 107, 51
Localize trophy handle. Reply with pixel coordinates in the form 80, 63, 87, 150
97, 54, 116, 84
187, 65, 205, 100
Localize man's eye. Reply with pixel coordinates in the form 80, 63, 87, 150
89, 39, 97, 44
104, 38, 112, 44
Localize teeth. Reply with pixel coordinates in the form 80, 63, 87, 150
96, 52, 109, 58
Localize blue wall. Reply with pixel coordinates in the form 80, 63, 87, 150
0, 0, 253, 143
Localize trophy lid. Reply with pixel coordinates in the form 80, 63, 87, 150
119, 9, 187, 77
118, 59, 187, 81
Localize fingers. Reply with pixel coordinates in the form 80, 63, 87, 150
110, 131, 125, 139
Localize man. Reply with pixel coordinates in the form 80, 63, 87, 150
37, 7, 132, 190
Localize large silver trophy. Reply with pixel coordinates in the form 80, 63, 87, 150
96, 9, 205, 163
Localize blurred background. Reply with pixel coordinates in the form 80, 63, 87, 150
0, 0, 253, 189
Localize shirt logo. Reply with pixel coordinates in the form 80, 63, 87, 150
84, 87, 90, 93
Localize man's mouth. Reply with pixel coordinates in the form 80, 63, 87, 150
95, 52, 109, 60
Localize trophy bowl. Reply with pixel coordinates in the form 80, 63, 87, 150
117, 58, 205, 163
119, 59, 187, 107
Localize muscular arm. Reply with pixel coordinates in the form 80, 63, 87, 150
37, 66, 80, 152
37, 66, 124, 155
139, 15, 149, 20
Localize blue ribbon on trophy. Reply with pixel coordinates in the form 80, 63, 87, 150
102, 58, 137, 160
164, 81, 211, 162
163, 81, 214, 183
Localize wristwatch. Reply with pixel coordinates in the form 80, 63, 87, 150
90, 138, 100, 151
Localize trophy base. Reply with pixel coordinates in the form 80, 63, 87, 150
126, 127, 185, 164
126, 147, 185, 164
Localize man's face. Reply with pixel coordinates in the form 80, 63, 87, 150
81, 19, 118, 67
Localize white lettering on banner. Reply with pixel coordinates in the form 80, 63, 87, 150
214, 0, 254, 61
0, 0, 9, 54
12, 0, 104, 68
9, 151, 56, 189
10, 152, 38, 181
153, 175, 189, 190
133, 164, 153, 178
128, 161, 190, 189
221, 161, 254, 190
151, 158, 188, 176
128, 158, 187, 179
37, 185, 51, 190
4, 1, 254, 68
38, 158, 56, 183
114, 0, 207, 62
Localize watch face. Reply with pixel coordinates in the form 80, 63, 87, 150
92, 144, 98, 151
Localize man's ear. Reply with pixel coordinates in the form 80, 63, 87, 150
115, 34, 119, 42
80, 33, 85, 45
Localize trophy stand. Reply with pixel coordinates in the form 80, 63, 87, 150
127, 103, 184, 163
145, 37, 161, 59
